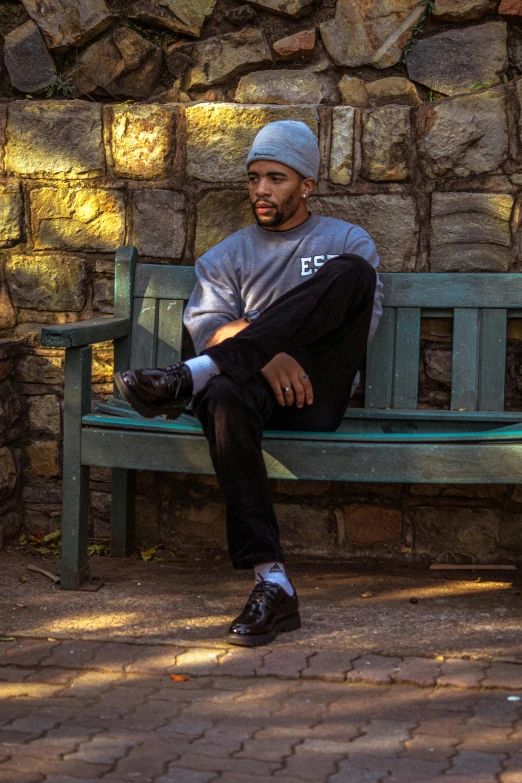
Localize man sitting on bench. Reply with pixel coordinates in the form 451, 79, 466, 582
115, 121, 383, 647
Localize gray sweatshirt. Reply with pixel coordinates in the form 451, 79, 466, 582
184, 212, 384, 355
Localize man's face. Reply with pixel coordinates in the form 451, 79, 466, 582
248, 160, 308, 229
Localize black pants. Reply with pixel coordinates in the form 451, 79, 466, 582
192, 254, 377, 569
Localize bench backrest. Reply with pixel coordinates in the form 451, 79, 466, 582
115, 249, 522, 413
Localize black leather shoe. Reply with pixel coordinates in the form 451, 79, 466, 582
114, 362, 193, 420
227, 580, 301, 647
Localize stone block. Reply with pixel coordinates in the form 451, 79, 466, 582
320, 0, 422, 69
0, 182, 22, 247
25, 441, 60, 477
0, 287, 16, 329
5, 255, 88, 311
412, 506, 501, 560
0, 447, 17, 502
235, 70, 337, 104
92, 344, 113, 384
424, 348, 452, 384
275, 504, 334, 551
273, 29, 315, 61
30, 187, 125, 252
93, 278, 114, 314
5, 101, 105, 180
186, 103, 318, 182
499, 0, 522, 17
0, 380, 23, 442
17, 352, 63, 385
128, 0, 217, 38
4, 20, 57, 93
131, 190, 186, 259
338, 75, 368, 107
227, 4, 257, 25
21, 0, 116, 51
340, 504, 401, 546
165, 42, 193, 80
406, 22, 508, 97
434, 0, 497, 21
416, 89, 509, 178
246, 0, 313, 16
195, 191, 253, 258
329, 106, 355, 185
430, 192, 513, 272
27, 395, 60, 437
310, 194, 418, 271
366, 76, 421, 107
184, 29, 272, 90
70, 27, 162, 99
111, 104, 176, 180
362, 105, 410, 181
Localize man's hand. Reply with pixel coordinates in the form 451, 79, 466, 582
205, 319, 249, 348
261, 353, 313, 408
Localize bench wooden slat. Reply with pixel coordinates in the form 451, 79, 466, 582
365, 308, 395, 408
156, 299, 183, 367
393, 308, 420, 409
130, 298, 158, 369
451, 308, 480, 411
478, 309, 507, 411
134, 264, 197, 300
81, 427, 522, 483
383, 273, 522, 308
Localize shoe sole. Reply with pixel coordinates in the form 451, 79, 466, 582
113, 371, 186, 421
226, 611, 301, 648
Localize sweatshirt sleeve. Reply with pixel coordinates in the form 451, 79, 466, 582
183, 251, 242, 355
344, 228, 384, 341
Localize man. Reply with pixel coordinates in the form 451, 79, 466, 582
115, 121, 384, 647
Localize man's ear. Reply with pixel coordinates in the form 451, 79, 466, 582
302, 178, 316, 198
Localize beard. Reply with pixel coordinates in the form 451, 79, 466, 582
252, 192, 302, 228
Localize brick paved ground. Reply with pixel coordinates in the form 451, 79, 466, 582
1, 637, 522, 783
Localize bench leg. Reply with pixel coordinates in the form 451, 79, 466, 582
60, 346, 93, 591
61, 464, 91, 590
110, 468, 136, 558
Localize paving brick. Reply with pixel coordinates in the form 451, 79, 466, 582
168, 648, 224, 677
402, 732, 458, 761
343, 720, 414, 755
447, 750, 505, 777
218, 774, 303, 783
105, 740, 181, 780
3, 639, 59, 667
330, 759, 390, 783
0, 772, 43, 783
392, 657, 442, 687
168, 754, 279, 775
157, 770, 218, 783
116, 699, 183, 731
63, 734, 134, 764
156, 715, 214, 737
77, 686, 154, 718
25, 668, 75, 685
347, 655, 402, 685
469, 690, 522, 727
64, 670, 124, 697
0, 667, 34, 682
483, 662, 522, 690
0, 682, 64, 699
256, 649, 310, 679
45, 778, 129, 783
6, 715, 58, 734
41, 642, 102, 669
428, 689, 478, 711
1, 755, 112, 777
301, 651, 355, 681
90, 642, 140, 672
275, 751, 343, 779
234, 736, 297, 761
124, 646, 182, 676
437, 658, 487, 689
456, 724, 516, 754
385, 757, 449, 781
414, 716, 471, 738
216, 647, 264, 678
366, 686, 428, 721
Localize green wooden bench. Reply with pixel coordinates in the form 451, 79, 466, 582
41, 246, 522, 590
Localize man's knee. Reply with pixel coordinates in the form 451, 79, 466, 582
193, 374, 238, 413
327, 253, 377, 289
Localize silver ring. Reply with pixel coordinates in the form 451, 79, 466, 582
283, 386, 292, 392
301, 374, 310, 380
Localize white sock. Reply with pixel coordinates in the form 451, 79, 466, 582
254, 562, 295, 596
184, 355, 221, 395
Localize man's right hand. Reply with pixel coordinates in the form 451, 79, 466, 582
261, 353, 313, 408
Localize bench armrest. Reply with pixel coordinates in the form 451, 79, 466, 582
41, 317, 130, 348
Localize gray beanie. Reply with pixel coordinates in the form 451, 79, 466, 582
246, 120, 320, 180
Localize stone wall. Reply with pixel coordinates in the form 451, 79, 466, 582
2, 0, 522, 564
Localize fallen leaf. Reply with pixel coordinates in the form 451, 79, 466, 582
0, 637, 15, 642
360, 591, 373, 599
170, 674, 190, 682
19, 575, 27, 583
44, 530, 61, 543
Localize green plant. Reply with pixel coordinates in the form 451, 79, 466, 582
401, 0, 436, 64
45, 76, 74, 98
